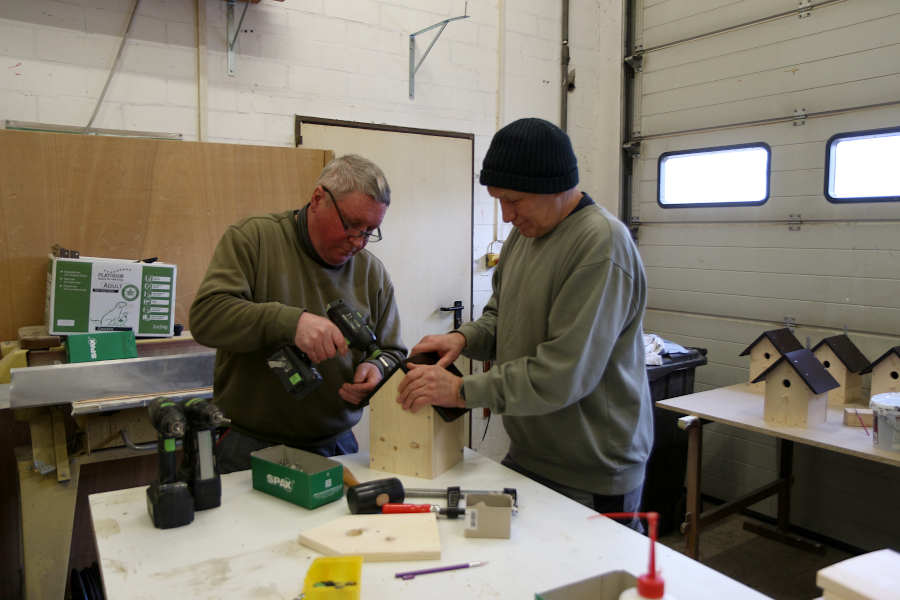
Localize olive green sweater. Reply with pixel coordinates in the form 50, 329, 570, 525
190, 208, 406, 447
457, 196, 653, 495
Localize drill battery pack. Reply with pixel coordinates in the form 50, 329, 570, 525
267, 346, 324, 398
146, 481, 194, 529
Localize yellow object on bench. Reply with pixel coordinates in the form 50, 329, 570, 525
302, 556, 362, 600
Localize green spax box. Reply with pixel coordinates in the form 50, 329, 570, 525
66, 331, 138, 363
250, 445, 343, 509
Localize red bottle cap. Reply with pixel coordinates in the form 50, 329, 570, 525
637, 572, 665, 599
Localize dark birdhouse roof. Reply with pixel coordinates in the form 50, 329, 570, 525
752, 348, 840, 394
861, 346, 900, 375
739, 328, 804, 357
811, 334, 870, 374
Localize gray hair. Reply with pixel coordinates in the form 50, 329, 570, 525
315, 154, 391, 206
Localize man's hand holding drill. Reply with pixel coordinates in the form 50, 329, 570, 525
294, 311, 348, 363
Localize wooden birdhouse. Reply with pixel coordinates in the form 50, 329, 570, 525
740, 328, 804, 392
753, 348, 839, 427
811, 334, 869, 406
862, 346, 900, 397
367, 355, 468, 479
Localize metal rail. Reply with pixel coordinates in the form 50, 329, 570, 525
626, 0, 847, 59
8, 352, 215, 409
627, 99, 900, 144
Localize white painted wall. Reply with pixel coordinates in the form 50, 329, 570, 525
0, 0, 624, 459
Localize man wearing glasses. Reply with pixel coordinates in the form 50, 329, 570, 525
191, 154, 406, 472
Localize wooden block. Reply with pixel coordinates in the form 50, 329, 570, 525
298, 513, 441, 562
464, 493, 513, 539
842, 407, 874, 428
18, 325, 61, 350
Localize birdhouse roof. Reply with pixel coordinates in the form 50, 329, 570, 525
861, 346, 900, 375
811, 334, 870, 374
739, 328, 804, 357
364, 351, 468, 422
752, 348, 840, 394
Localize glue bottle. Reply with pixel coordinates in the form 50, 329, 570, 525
603, 512, 676, 600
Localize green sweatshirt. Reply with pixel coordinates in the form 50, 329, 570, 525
457, 195, 653, 495
190, 208, 406, 447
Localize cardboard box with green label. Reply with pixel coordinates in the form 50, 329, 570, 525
45, 255, 177, 338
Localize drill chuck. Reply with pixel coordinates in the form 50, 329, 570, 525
149, 397, 187, 438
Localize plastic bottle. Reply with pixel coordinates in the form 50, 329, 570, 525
603, 512, 677, 600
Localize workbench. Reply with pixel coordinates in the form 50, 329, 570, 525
89, 449, 770, 599
657, 383, 900, 559
3, 336, 213, 600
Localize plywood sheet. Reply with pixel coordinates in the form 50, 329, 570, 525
0, 130, 329, 341
298, 513, 440, 562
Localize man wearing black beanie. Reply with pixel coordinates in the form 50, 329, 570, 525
398, 118, 653, 525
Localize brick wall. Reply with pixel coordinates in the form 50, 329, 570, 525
0, 0, 623, 325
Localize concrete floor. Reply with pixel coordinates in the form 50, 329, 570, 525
658, 508, 854, 600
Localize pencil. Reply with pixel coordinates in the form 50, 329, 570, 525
395, 561, 488, 580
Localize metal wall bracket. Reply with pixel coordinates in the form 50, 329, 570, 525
798, 0, 812, 18
629, 216, 641, 242
226, 0, 252, 77
792, 107, 807, 126
624, 46, 644, 73
783, 316, 797, 331
409, 3, 470, 99
788, 213, 803, 231
623, 140, 642, 157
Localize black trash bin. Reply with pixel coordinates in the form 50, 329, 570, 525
641, 347, 707, 536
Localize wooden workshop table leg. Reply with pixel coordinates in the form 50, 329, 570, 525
16, 446, 81, 600
678, 415, 702, 560
741, 438, 824, 554
777, 438, 792, 530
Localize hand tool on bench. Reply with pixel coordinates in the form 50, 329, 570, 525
381, 503, 466, 518
346, 477, 518, 514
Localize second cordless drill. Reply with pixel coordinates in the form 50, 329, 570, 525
179, 397, 231, 511
146, 397, 194, 529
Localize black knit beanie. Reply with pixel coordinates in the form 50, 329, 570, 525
479, 118, 578, 194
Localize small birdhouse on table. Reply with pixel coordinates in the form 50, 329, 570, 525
753, 348, 839, 427
811, 334, 869, 406
740, 328, 804, 392
861, 346, 900, 397
367, 354, 468, 479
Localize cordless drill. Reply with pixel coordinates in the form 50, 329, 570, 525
178, 397, 230, 511
146, 397, 194, 529
325, 299, 385, 365
267, 299, 388, 398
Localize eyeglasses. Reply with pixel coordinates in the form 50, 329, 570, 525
321, 186, 383, 243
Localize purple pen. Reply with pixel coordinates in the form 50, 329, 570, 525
395, 561, 488, 580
